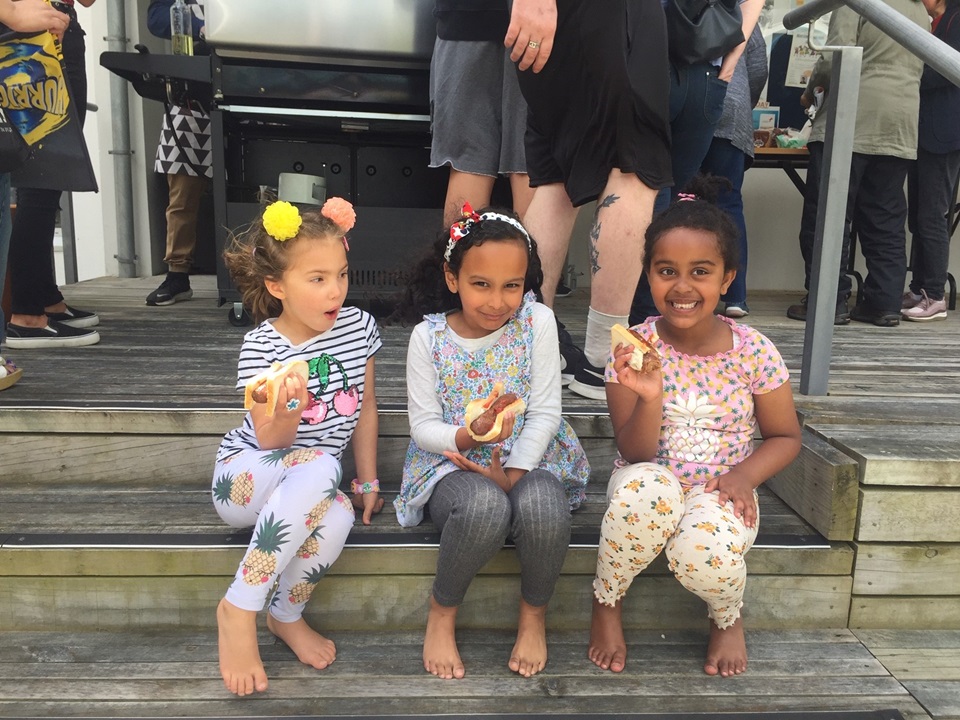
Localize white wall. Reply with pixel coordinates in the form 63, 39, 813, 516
63, 0, 154, 284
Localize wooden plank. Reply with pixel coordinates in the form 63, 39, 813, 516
857, 488, 960, 542
855, 629, 960, 649
809, 424, 960, 488
0, 542, 853, 579
767, 428, 860, 541
0, 698, 932, 720
901, 681, 960, 719
0, 575, 852, 632
850, 597, 960, 629
866, 649, 960, 681
853, 543, 960, 595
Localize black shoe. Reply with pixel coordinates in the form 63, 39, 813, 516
5, 320, 100, 349
146, 272, 193, 306
850, 304, 900, 327
555, 281, 574, 298
786, 295, 850, 325
46, 304, 99, 328
556, 319, 583, 387
568, 358, 606, 401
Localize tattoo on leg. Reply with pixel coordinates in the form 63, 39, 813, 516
589, 193, 620, 277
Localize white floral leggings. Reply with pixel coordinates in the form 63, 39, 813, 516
593, 462, 758, 629
213, 448, 355, 623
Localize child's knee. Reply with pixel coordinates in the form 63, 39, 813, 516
607, 463, 683, 517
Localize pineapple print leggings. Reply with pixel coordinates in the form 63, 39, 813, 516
593, 462, 758, 629
212, 448, 355, 623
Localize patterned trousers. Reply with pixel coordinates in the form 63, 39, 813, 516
213, 448, 355, 622
593, 462, 758, 629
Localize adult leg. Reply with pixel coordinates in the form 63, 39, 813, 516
506, 469, 571, 677
850, 155, 910, 322
212, 448, 343, 695
522, 183, 580, 308
424, 471, 511, 679
631, 61, 728, 324
590, 463, 684, 672
910, 147, 960, 300
8, 187, 62, 319
442, 171, 497, 228
701, 138, 748, 308
164, 172, 209, 274
665, 484, 759, 677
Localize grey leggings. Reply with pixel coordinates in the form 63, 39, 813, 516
428, 468, 572, 608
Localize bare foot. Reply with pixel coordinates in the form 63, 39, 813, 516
704, 617, 748, 677
423, 595, 464, 679
509, 600, 548, 677
588, 597, 627, 672
266, 613, 337, 670
217, 598, 268, 696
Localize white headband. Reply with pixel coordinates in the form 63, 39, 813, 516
444, 207, 532, 262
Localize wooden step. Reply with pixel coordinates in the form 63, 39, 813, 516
0, 407, 856, 631
0, 628, 936, 720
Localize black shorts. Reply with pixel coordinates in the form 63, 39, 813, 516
516, 0, 673, 207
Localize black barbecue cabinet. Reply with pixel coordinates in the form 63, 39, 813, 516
102, 0, 446, 323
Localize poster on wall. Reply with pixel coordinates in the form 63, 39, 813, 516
784, 34, 820, 88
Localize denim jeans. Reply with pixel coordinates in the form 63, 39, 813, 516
700, 137, 748, 305
631, 60, 728, 324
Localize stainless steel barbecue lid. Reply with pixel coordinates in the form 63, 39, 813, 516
203, 0, 436, 60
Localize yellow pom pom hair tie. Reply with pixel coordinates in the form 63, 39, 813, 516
262, 201, 302, 242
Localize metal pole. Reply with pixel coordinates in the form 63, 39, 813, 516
106, 0, 137, 277
800, 46, 862, 396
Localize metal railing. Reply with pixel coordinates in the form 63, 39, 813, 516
782, 0, 960, 395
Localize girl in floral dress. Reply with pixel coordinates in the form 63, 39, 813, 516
588, 179, 801, 678
394, 204, 590, 680
214, 198, 383, 696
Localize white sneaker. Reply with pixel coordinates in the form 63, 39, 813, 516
901, 290, 947, 322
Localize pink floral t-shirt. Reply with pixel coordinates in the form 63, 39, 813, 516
605, 317, 790, 485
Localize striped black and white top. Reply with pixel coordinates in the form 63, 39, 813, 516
217, 306, 382, 462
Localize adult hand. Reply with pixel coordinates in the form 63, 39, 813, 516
704, 472, 758, 528
3, 0, 69, 39
351, 491, 385, 525
505, 0, 557, 73
443, 447, 512, 494
611, 343, 663, 403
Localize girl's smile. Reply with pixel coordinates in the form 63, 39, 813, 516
648, 227, 735, 344
444, 239, 528, 339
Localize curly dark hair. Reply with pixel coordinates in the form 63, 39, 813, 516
222, 205, 346, 324
392, 207, 543, 324
643, 174, 740, 276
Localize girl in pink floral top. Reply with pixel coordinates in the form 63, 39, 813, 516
589, 179, 802, 679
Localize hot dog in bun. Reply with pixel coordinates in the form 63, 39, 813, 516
610, 323, 661, 374
244, 360, 310, 416
465, 382, 526, 442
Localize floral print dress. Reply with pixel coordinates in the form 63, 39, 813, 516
394, 293, 590, 527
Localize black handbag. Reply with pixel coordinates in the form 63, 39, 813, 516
665, 0, 745, 66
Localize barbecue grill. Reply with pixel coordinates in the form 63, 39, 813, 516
102, 0, 447, 323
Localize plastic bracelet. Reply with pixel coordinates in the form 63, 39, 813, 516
351, 478, 380, 495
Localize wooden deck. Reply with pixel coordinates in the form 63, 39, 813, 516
1, 276, 960, 718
